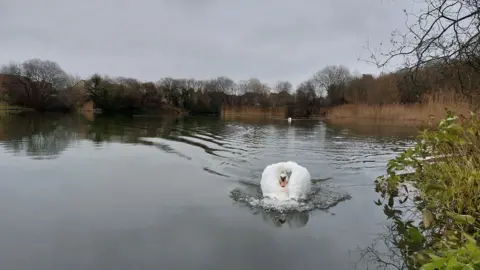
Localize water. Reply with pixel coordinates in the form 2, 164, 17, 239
0, 112, 419, 270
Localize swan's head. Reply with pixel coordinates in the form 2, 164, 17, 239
278, 168, 292, 187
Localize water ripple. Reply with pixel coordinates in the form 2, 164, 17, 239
132, 120, 416, 193
229, 182, 352, 213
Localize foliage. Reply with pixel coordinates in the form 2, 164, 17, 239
374, 110, 480, 269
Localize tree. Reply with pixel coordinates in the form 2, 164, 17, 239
273, 81, 293, 93
209, 76, 235, 94
156, 77, 177, 105
246, 78, 270, 94
236, 80, 250, 95
1, 58, 69, 90
295, 80, 318, 117
369, 0, 480, 103
312, 65, 351, 98
65, 74, 83, 88
0, 62, 22, 76
1, 59, 70, 110
21, 58, 69, 89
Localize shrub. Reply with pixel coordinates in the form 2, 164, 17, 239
375, 110, 480, 269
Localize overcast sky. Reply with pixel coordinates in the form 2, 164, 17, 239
1, 0, 415, 86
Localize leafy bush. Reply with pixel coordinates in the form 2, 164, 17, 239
375, 110, 480, 269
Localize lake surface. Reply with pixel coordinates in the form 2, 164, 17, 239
0, 112, 419, 270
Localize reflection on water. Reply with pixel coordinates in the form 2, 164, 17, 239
229, 183, 352, 215
352, 221, 410, 270
323, 118, 420, 139
0, 112, 85, 159
0, 112, 418, 270
261, 211, 310, 228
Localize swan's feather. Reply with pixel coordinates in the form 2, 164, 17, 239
260, 161, 311, 201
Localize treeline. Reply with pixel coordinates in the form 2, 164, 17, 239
0, 59, 323, 116
326, 61, 480, 107
84, 74, 323, 116
1, 57, 479, 117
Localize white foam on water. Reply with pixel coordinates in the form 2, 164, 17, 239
230, 183, 351, 213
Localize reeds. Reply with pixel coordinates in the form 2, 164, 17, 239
326, 90, 475, 125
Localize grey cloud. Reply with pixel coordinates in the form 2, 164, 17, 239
1, 0, 410, 86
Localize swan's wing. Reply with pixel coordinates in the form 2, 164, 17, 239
287, 163, 311, 199
260, 162, 283, 197
261, 163, 281, 183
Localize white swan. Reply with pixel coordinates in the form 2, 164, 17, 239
287, 117, 292, 123
260, 161, 311, 201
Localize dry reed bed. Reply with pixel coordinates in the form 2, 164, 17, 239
327, 91, 475, 124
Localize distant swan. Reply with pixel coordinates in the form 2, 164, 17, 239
260, 161, 311, 201
287, 117, 292, 123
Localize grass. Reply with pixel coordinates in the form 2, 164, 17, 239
374, 111, 480, 268
326, 91, 475, 125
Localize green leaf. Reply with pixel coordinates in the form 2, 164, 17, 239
408, 227, 424, 244
388, 196, 394, 207
465, 264, 476, 270
471, 250, 480, 263
462, 232, 477, 245
446, 256, 458, 268
425, 183, 445, 192
446, 211, 476, 225
423, 209, 434, 228
447, 123, 463, 132
421, 258, 447, 270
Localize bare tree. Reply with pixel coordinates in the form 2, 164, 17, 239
368, 0, 480, 102
21, 58, 69, 89
1, 59, 70, 109
156, 77, 177, 104
208, 76, 235, 94
115, 77, 141, 88
236, 80, 250, 95
246, 78, 270, 94
65, 74, 83, 88
273, 81, 293, 93
1, 62, 23, 76
312, 65, 352, 97
191, 79, 206, 93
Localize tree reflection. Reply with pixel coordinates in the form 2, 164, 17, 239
352, 221, 409, 270
0, 112, 85, 159
85, 115, 179, 145
0, 112, 249, 159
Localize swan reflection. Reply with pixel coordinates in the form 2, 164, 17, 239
260, 210, 309, 228
230, 180, 351, 230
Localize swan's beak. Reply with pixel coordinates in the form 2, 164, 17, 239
279, 176, 287, 187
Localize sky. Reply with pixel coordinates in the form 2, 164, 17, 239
1, 0, 415, 87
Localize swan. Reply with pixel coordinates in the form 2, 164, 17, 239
287, 117, 292, 123
260, 161, 311, 201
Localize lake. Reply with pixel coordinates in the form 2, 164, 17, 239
0, 112, 419, 270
